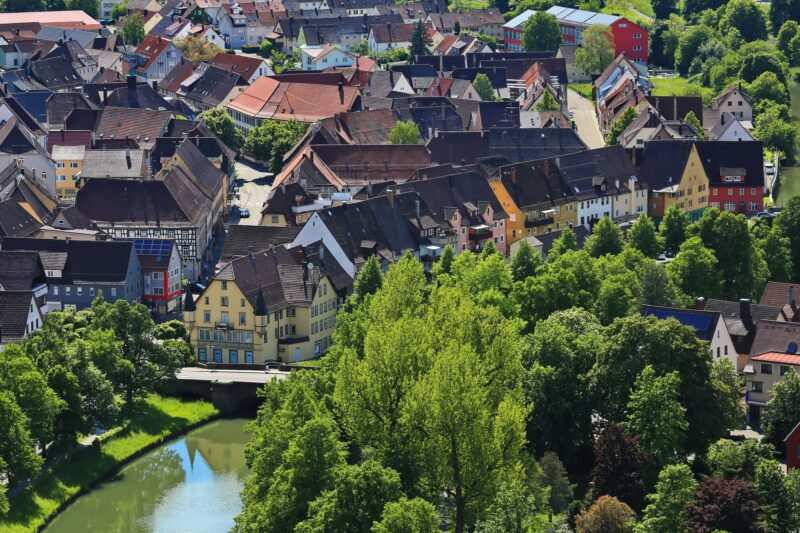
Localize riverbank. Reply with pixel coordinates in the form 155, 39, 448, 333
1, 394, 219, 533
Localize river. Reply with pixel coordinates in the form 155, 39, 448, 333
45, 418, 250, 533
776, 76, 800, 205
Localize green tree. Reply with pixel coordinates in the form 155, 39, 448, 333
0, 457, 8, 516
587, 216, 623, 257
705, 211, 762, 299
549, 227, 579, 257
175, 35, 223, 61
754, 100, 797, 163
637, 261, 684, 307
739, 51, 787, 84
535, 90, 560, 111
111, 0, 127, 21
777, 196, 800, 279
675, 25, 713, 75
624, 366, 688, 466
371, 498, 440, 533
540, 451, 573, 515
244, 119, 307, 173
404, 343, 527, 533
511, 240, 542, 281
576, 25, 615, 75
660, 206, 688, 255
122, 13, 145, 46
295, 461, 402, 533
748, 71, 790, 108
706, 438, 775, 480
522, 12, 561, 51
778, 21, 799, 58
352, 255, 383, 303
525, 308, 601, 468
755, 459, 795, 533
66, 0, 98, 18
388, 120, 422, 144
628, 215, 660, 258
473, 73, 497, 101
474, 465, 547, 533
199, 107, 243, 150
576, 495, 636, 533
710, 359, 745, 435
606, 107, 637, 145
719, 0, 767, 41
637, 464, 697, 533
595, 275, 637, 324
431, 244, 455, 280
683, 110, 704, 139
763, 370, 800, 449
667, 237, 719, 298
259, 39, 273, 59
652, 0, 677, 19
4, 0, 45, 9
90, 299, 184, 409
0, 391, 42, 487
771, 0, 800, 37
410, 20, 431, 57
760, 227, 793, 282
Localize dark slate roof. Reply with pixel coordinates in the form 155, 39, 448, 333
478, 101, 520, 129
397, 170, 506, 224
0, 237, 135, 283
172, 138, 225, 199
641, 305, 722, 341
414, 55, 468, 71
29, 56, 82, 89
0, 69, 48, 93
704, 298, 782, 353
466, 51, 555, 67
548, 145, 638, 190
36, 27, 97, 48
7, 91, 52, 125
390, 63, 438, 79
104, 82, 173, 110
750, 320, 800, 356
646, 95, 703, 123
537, 225, 590, 254
221, 225, 301, 262
0, 116, 38, 154
0, 250, 45, 290
499, 158, 574, 209
46, 92, 97, 127
0, 290, 35, 340
639, 140, 764, 190
428, 128, 586, 165
317, 192, 419, 264
278, 13, 402, 41
75, 179, 192, 223
180, 65, 244, 108
451, 67, 507, 89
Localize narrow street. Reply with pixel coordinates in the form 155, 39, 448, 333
568, 88, 606, 149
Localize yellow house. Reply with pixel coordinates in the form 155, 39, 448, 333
488, 178, 525, 246
184, 243, 351, 365
647, 144, 709, 219
51, 144, 85, 202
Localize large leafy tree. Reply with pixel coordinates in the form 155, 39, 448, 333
628, 215, 659, 258
771, 0, 800, 37
587, 216, 623, 257
606, 107, 637, 145
637, 464, 697, 533
667, 237, 719, 298
659, 206, 688, 256
410, 20, 431, 57
777, 196, 800, 279
199, 107, 244, 150
685, 477, 762, 533
66, 0, 98, 17
759, 226, 793, 282
371, 498, 440, 533
576, 495, 636, 533
122, 13, 146, 46
539, 452, 573, 515
675, 25, 713, 75
576, 25, 615, 75
592, 314, 725, 454
472, 73, 497, 102
388, 120, 422, 145
510, 240, 542, 282
244, 120, 307, 173
0, 391, 42, 487
474, 465, 548, 533
755, 459, 796, 533
522, 12, 561, 51
591, 424, 650, 511
706, 438, 775, 481
762, 370, 800, 449
295, 461, 402, 533
719, 0, 767, 41
351, 255, 383, 303
525, 308, 601, 469
624, 366, 688, 467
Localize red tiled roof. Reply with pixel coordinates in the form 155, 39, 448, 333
761, 281, 800, 308
751, 352, 800, 365
135, 35, 171, 71
160, 61, 197, 94
0, 10, 101, 30
434, 34, 457, 54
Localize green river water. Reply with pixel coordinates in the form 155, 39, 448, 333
45, 418, 250, 533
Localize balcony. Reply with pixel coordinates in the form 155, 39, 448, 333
214, 321, 233, 329
468, 224, 492, 241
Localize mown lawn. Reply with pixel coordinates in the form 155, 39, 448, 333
1, 394, 218, 533
601, 0, 654, 24
570, 83, 593, 100
651, 77, 714, 106
449, 0, 489, 9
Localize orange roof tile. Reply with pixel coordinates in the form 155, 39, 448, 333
751, 352, 800, 365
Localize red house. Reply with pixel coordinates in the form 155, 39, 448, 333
133, 239, 183, 319
503, 6, 648, 63
785, 421, 800, 470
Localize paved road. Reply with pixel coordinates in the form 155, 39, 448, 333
568, 88, 605, 149
229, 160, 273, 226
176, 367, 289, 384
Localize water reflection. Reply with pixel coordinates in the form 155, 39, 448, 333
46, 419, 249, 533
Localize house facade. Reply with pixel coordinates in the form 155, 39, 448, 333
134, 239, 183, 318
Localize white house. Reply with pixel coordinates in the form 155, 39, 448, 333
300, 44, 354, 71
368, 23, 415, 55
291, 212, 356, 278
0, 291, 44, 350
710, 112, 754, 142
711, 85, 753, 123
134, 35, 184, 82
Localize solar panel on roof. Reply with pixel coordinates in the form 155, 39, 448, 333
563, 9, 598, 23
645, 308, 714, 334
133, 239, 172, 256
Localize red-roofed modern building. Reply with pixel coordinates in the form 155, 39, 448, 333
226, 77, 360, 130
503, 6, 648, 63
0, 10, 102, 30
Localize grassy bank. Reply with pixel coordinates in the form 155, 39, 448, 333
570, 83, 593, 100
1, 394, 219, 533
651, 77, 714, 105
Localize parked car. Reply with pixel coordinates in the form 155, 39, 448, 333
239, 208, 250, 218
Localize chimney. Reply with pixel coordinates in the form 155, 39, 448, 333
695, 296, 705, 310
386, 188, 395, 208
338, 80, 344, 105
126, 148, 132, 169
415, 197, 420, 219
127, 73, 136, 94
790, 286, 797, 310
740, 298, 754, 332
